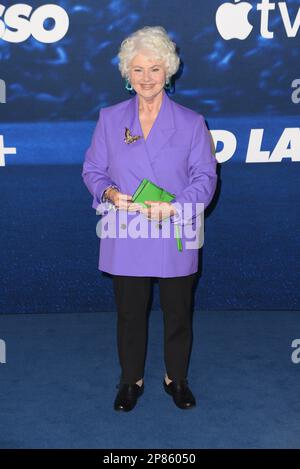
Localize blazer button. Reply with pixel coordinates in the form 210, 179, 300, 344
120, 223, 127, 229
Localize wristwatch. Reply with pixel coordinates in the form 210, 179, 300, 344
101, 184, 120, 203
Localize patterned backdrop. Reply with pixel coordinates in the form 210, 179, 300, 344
1, 0, 299, 121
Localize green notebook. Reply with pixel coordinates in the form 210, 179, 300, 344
131, 178, 183, 252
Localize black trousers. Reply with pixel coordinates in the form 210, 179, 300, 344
112, 273, 197, 384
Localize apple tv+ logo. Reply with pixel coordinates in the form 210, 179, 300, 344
216, 0, 300, 40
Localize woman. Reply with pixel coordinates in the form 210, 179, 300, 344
82, 26, 217, 412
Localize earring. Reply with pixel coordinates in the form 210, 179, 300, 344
164, 79, 172, 91
125, 78, 133, 91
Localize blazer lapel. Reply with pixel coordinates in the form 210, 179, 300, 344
141, 88, 176, 165
123, 89, 176, 185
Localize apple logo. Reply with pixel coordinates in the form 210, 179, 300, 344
216, 0, 254, 40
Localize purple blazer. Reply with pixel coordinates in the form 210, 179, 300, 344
82, 89, 217, 277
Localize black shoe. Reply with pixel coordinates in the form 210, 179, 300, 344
163, 378, 196, 409
114, 382, 144, 412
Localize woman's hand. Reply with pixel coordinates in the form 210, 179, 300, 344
105, 187, 143, 212
139, 200, 177, 221
104, 189, 177, 219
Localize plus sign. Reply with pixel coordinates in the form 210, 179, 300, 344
0, 135, 17, 166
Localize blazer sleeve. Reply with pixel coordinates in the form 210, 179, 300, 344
82, 109, 121, 213
170, 115, 217, 226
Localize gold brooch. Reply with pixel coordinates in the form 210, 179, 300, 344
124, 127, 143, 144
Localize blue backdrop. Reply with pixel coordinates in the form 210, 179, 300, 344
1, 0, 300, 121
1, 0, 300, 313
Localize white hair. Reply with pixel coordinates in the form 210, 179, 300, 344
117, 26, 180, 81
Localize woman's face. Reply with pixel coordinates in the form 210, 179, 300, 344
128, 50, 167, 100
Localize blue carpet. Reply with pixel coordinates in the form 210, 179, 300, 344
0, 310, 299, 448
